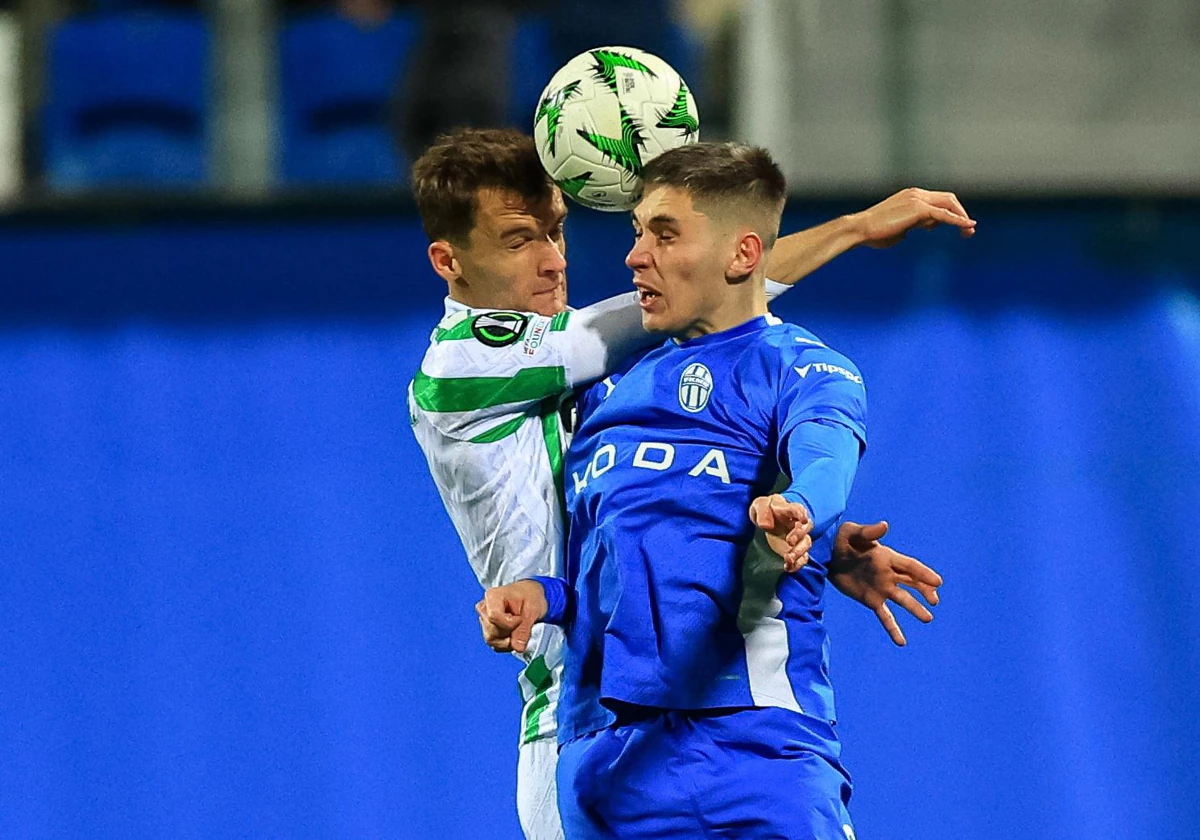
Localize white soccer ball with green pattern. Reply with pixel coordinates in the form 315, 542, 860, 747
533, 46, 700, 212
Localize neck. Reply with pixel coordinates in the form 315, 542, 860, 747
677, 272, 769, 341
448, 281, 498, 311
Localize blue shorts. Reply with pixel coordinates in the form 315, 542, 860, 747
557, 706, 855, 840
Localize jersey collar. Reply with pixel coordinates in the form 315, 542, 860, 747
442, 296, 470, 318
441, 296, 576, 318
673, 315, 772, 347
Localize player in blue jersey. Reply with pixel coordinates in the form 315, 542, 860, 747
478, 142, 920, 838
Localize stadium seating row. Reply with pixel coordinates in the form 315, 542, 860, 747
42, 10, 694, 191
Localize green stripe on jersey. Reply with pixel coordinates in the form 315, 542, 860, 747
433, 319, 476, 342
550, 311, 570, 332
469, 413, 526, 443
412, 366, 566, 413
521, 655, 554, 743
539, 397, 565, 502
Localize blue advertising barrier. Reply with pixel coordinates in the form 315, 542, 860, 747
1, 201, 1197, 839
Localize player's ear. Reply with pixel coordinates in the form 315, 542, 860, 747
725, 231, 764, 284
428, 240, 462, 285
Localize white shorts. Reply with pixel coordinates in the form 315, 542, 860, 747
517, 736, 564, 840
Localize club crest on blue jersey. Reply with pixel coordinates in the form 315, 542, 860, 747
678, 363, 713, 413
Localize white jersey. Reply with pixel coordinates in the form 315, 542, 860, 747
408, 293, 654, 744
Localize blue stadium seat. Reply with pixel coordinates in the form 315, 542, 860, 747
278, 12, 417, 187
89, 1, 199, 10
509, 17, 555, 129
508, 18, 703, 133
661, 23, 702, 108
43, 12, 210, 190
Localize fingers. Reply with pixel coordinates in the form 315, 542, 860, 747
897, 571, 942, 605
903, 187, 976, 236
476, 602, 514, 653
874, 603, 907, 647
891, 587, 934, 623
926, 204, 976, 230
750, 495, 811, 540
748, 496, 774, 531
912, 581, 940, 606
783, 554, 810, 574
895, 554, 943, 588
860, 519, 889, 542
922, 189, 971, 222
510, 612, 534, 654
481, 589, 522, 630
769, 494, 808, 523
893, 570, 941, 605
752, 494, 812, 573
894, 556, 944, 605
842, 519, 888, 550
781, 529, 812, 573
773, 497, 812, 550
476, 590, 525, 653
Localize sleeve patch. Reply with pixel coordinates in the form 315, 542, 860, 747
793, 362, 863, 385
471, 312, 530, 347
523, 315, 553, 356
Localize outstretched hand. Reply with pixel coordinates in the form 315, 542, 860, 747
829, 520, 943, 646
475, 580, 549, 654
850, 187, 976, 249
749, 494, 813, 573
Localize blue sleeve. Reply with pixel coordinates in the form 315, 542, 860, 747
775, 348, 867, 538
780, 420, 863, 538
530, 576, 573, 626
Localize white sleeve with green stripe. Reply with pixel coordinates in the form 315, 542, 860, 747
407, 294, 652, 744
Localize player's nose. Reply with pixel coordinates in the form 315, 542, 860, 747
625, 239, 651, 271
541, 240, 567, 276
540, 237, 566, 277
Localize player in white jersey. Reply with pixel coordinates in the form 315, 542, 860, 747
406, 127, 974, 840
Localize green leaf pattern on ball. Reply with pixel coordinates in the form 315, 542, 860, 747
656, 80, 699, 141
577, 104, 648, 176
588, 49, 657, 95
557, 172, 593, 199
535, 80, 582, 158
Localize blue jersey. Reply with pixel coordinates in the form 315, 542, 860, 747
554, 315, 868, 746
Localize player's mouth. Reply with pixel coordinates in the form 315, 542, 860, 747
634, 281, 663, 310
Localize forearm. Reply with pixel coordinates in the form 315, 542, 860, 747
781, 420, 862, 538
765, 215, 866, 285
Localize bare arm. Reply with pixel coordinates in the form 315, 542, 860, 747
765, 187, 977, 285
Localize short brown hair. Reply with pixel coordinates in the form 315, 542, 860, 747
411, 127, 555, 244
642, 142, 787, 246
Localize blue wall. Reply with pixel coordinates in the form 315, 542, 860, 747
1, 202, 1198, 839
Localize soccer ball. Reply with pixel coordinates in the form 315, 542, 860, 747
532, 46, 700, 212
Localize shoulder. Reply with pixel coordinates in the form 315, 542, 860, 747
757, 322, 863, 387
432, 307, 549, 350
420, 307, 563, 377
